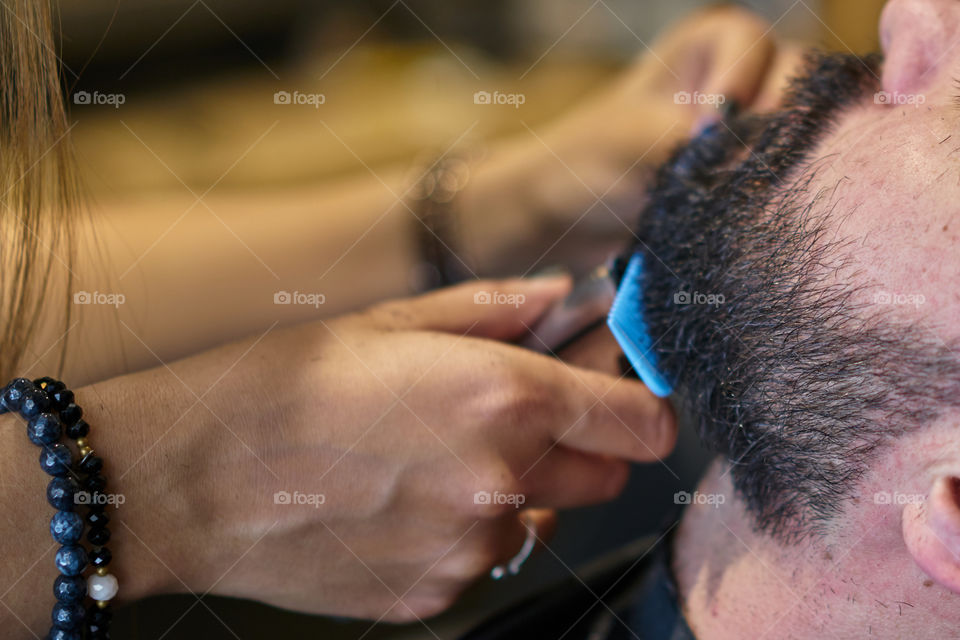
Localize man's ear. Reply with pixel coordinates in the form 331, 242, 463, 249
879, 0, 958, 96
903, 476, 960, 593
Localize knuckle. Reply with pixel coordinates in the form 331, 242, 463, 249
486, 379, 556, 429
467, 465, 522, 519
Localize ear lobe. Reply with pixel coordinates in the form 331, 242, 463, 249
903, 476, 960, 593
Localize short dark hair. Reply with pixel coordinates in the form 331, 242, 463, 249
634, 52, 960, 540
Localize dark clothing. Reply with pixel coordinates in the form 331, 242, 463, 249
461, 532, 696, 640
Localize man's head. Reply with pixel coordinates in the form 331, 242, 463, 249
637, 0, 960, 595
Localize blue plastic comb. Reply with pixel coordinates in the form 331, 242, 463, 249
607, 252, 674, 398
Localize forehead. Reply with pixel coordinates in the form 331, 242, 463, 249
801, 89, 960, 340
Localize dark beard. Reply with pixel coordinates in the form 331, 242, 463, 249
632, 51, 960, 541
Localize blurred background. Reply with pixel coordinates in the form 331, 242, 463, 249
62, 0, 883, 199
56, 0, 884, 637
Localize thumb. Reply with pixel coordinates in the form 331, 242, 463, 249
367, 276, 572, 340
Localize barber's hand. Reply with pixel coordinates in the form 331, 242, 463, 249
536, 5, 784, 229
176, 277, 675, 621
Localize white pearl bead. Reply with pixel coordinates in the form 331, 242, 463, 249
88, 573, 119, 602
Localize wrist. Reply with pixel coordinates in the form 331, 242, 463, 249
456, 140, 553, 273
76, 378, 182, 602
94, 325, 334, 601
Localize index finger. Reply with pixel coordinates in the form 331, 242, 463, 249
542, 358, 678, 462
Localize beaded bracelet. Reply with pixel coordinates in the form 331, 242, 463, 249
1, 377, 116, 640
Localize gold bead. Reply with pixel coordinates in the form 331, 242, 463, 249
75, 438, 87, 449
97, 567, 108, 576
79, 446, 93, 457
97, 599, 110, 609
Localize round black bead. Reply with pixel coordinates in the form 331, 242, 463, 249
86, 510, 109, 528
19, 386, 50, 418
89, 546, 112, 568
59, 403, 82, 425
86, 623, 110, 637
64, 418, 89, 439
33, 376, 61, 389
27, 412, 62, 446
82, 474, 107, 493
87, 526, 111, 546
85, 499, 105, 512
1, 377, 31, 412
49, 388, 74, 412
51, 601, 85, 629
39, 443, 73, 477
47, 627, 82, 640
86, 604, 112, 624
54, 545, 88, 576
50, 511, 84, 544
78, 455, 103, 475
47, 477, 78, 511
53, 574, 86, 604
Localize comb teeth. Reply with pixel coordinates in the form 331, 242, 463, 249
606, 252, 674, 398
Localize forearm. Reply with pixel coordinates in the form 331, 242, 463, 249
61, 168, 418, 385
58, 138, 554, 384
57, 113, 668, 386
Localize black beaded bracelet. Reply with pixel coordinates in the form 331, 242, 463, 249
2, 377, 116, 640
